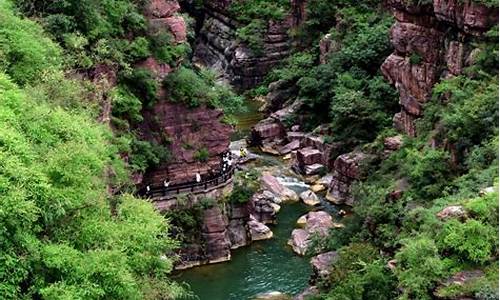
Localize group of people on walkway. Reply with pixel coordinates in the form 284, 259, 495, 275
144, 147, 249, 197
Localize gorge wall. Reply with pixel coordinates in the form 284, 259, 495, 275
191, 0, 307, 89
381, 0, 498, 136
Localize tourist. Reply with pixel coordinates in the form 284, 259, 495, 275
163, 179, 170, 196
146, 185, 150, 195
195, 172, 201, 183
240, 147, 247, 158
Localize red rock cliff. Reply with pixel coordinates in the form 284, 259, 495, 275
381, 0, 497, 136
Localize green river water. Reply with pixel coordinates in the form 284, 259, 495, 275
175, 99, 339, 299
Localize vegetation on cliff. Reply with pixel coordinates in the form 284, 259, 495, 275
0, 2, 188, 298
273, 1, 499, 299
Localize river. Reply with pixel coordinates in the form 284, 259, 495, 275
175, 99, 339, 300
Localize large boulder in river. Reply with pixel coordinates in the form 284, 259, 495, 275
288, 229, 310, 255
299, 190, 320, 206
250, 191, 281, 224
288, 211, 335, 255
261, 172, 299, 202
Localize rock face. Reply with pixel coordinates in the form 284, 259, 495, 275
288, 211, 335, 255
250, 191, 281, 224
145, 0, 187, 43
436, 205, 466, 220
261, 172, 299, 202
382, 0, 498, 136
202, 207, 231, 263
193, 0, 307, 89
248, 217, 274, 241
141, 103, 233, 186
228, 203, 251, 249
310, 251, 338, 280
435, 270, 486, 299
299, 190, 320, 206
326, 151, 374, 206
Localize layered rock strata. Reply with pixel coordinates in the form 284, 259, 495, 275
381, 0, 498, 136
141, 103, 232, 186
326, 151, 375, 206
193, 0, 307, 89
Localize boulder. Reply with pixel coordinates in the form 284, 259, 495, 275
228, 219, 249, 249
289, 211, 335, 255
384, 135, 404, 151
326, 151, 374, 206
248, 218, 273, 241
287, 131, 306, 142
299, 190, 320, 206
296, 215, 307, 227
250, 119, 285, 146
310, 184, 326, 193
479, 186, 495, 195
297, 147, 323, 167
254, 291, 291, 300
280, 139, 301, 155
305, 211, 334, 236
261, 173, 299, 202
311, 251, 338, 279
435, 270, 486, 299
436, 205, 466, 220
251, 192, 280, 224
293, 286, 319, 300
288, 229, 309, 255
145, 0, 180, 18
304, 163, 326, 176
316, 174, 333, 186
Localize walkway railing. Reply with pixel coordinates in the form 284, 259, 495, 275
140, 165, 235, 200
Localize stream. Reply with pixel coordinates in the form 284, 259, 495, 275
175, 99, 340, 300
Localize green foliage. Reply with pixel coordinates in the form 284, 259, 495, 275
235, 20, 266, 54
15, 0, 147, 68
403, 147, 453, 199
228, 184, 255, 204
0, 73, 183, 298
163, 66, 245, 116
395, 237, 447, 300
268, 6, 397, 144
120, 68, 158, 107
228, 0, 290, 53
149, 29, 191, 64
438, 219, 498, 264
409, 52, 422, 65
111, 85, 144, 125
193, 147, 209, 162
129, 138, 169, 172
0, 1, 62, 85
318, 243, 396, 300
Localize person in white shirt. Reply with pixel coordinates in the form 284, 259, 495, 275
195, 173, 201, 183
